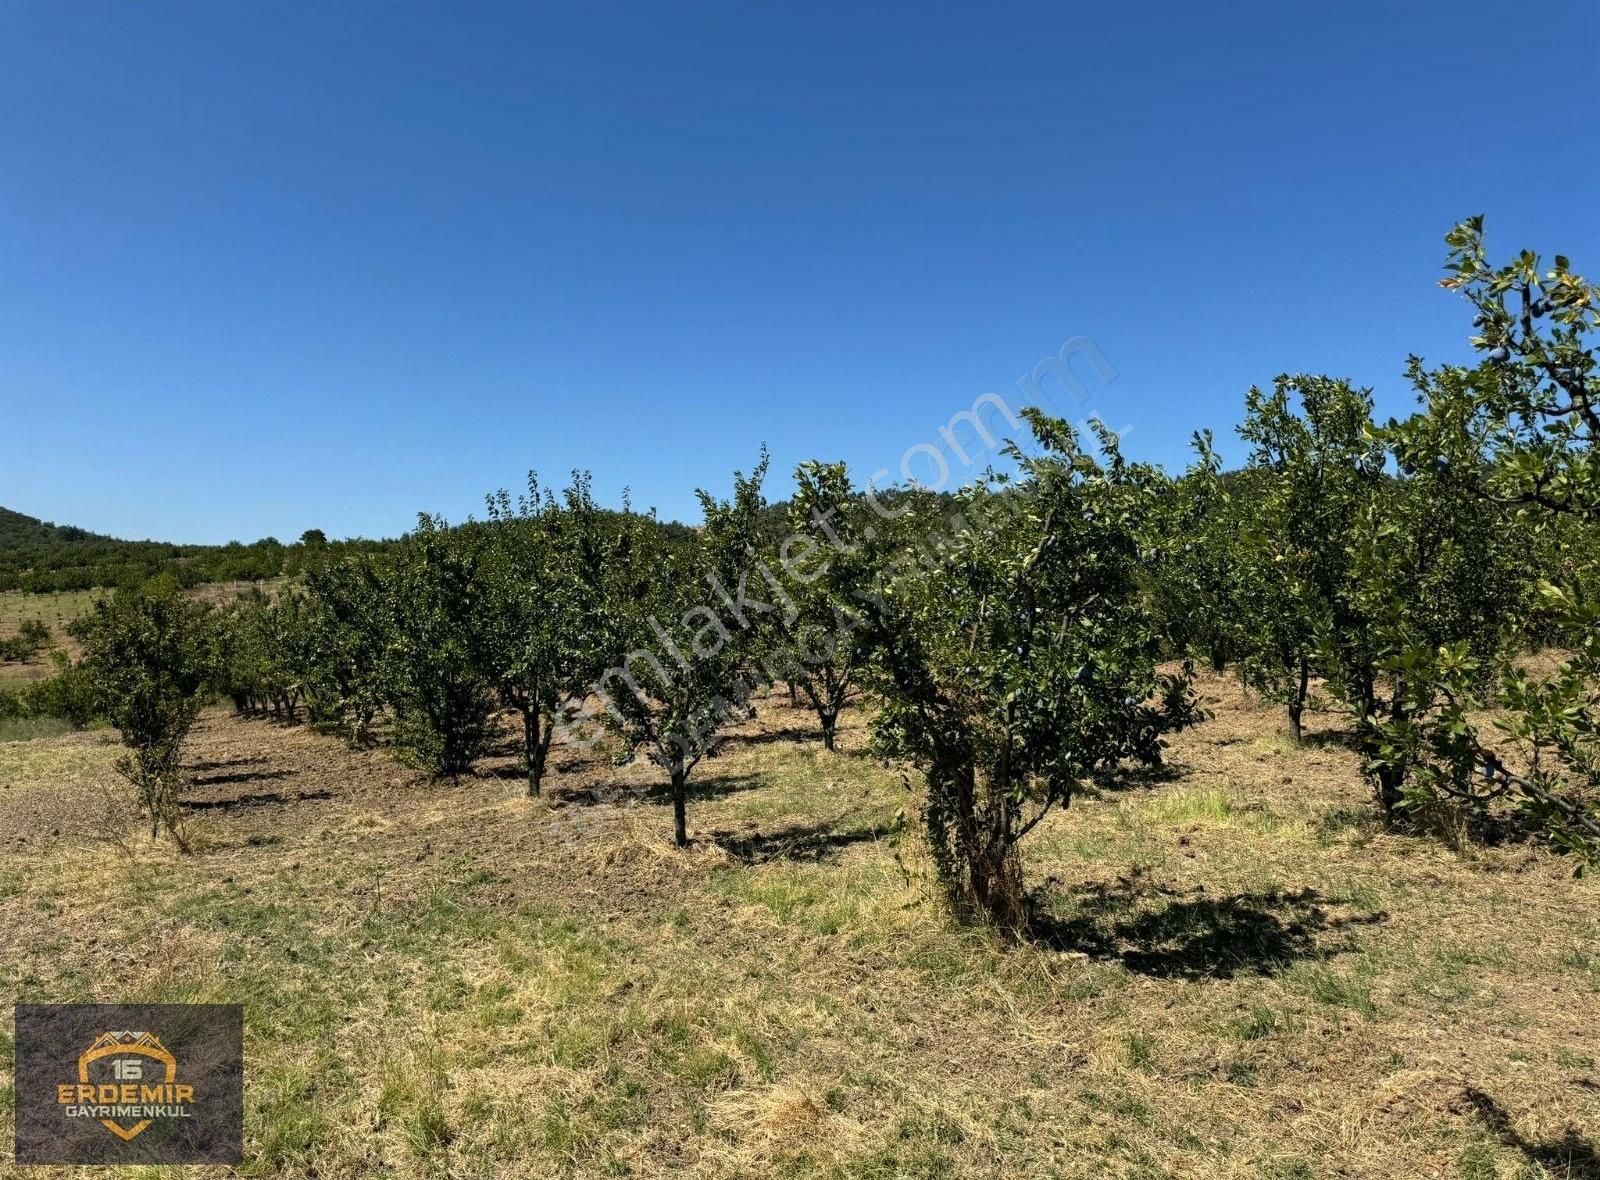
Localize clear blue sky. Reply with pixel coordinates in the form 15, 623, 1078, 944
3, 1, 1596, 543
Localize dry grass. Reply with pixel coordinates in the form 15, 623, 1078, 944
0, 582, 279, 689
0, 589, 106, 638
0, 674, 1597, 1178
0, 590, 100, 688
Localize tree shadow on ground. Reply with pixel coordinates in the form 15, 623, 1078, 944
1300, 729, 1363, 752
1464, 1087, 1600, 1178
718, 724, 827, 749
669, 773, 765, 803
190, 769, 296, 787
184, 757, 269, 773
549, 772, 763, 809
183, 789, 334, 811
1029, 870, 1386, 979
482, 734, 526, 760
709, 816, 884, 864
1088, 762, 1187, 794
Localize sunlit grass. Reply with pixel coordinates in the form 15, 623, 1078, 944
0, 682, 1596, 1177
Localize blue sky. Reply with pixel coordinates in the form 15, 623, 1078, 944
3, 1, 1596, 542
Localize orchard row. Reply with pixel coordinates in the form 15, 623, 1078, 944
64, 219, 1600, 930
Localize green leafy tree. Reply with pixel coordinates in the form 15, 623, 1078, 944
868, 411, 1202, 933
214, 588, 319, 723
1230, 375, 1384, 744
478, 471, 613, 796
1147, 431, 1243, 674
300, 554, 393, 744
75, 579, 216, 847
1379, 218, 1600, 852
214, 595, 267, 716
386, 516, 496, 777
1223, 371, 1518, 820
598, 455, 773, 847
769, 460, 875, 750
1330, 410, 1521, 823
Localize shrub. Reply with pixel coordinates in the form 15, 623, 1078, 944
21, 651, 99, 727
0, 619, 52, 663
74, 579, 216, 847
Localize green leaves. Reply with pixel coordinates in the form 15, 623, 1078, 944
300, 553, 391, 742
1368, 220, 1600, 855
595, 455, 774, 844
771, 460, 877, 749
76, 578, 217, 845
384, 517, 496, 778
477, 471, 613, 793
867, 411, 1200, 931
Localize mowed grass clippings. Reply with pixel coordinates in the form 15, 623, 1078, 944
0, 674, 1597, 1178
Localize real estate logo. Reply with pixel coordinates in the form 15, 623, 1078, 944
13, 1004, 243, 1165
61, 1029, 193, 1142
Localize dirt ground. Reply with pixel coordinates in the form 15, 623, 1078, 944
1, 674, 1597, 1178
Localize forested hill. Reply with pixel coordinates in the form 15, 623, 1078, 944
0, 506, 354, 593
0, 507, 109, 548
0, 503, 695, 594
0, 490, 888, 594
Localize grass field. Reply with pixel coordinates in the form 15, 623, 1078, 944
0, 582, 281, 689
0, 590, 102, 688
0, 674, 1596, 1178
0, 589, 106, 636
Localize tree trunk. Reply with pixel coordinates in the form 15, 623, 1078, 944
1374, 765, 1403, 818
671, 764, 688, 848
820, 712, 837, 751
1373, 694, 1408, 819
523, 708, 542, 797
787, 681, 798, 707
968, 835, 1026, 933
1287, 656, 1309, 744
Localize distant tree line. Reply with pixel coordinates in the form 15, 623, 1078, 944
0, 504, 709, 595
0, 511, 389, 593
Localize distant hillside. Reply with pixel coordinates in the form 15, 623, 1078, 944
0, 493, 811, 594
0, 507, 112, 549
0, 506, 373, 594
